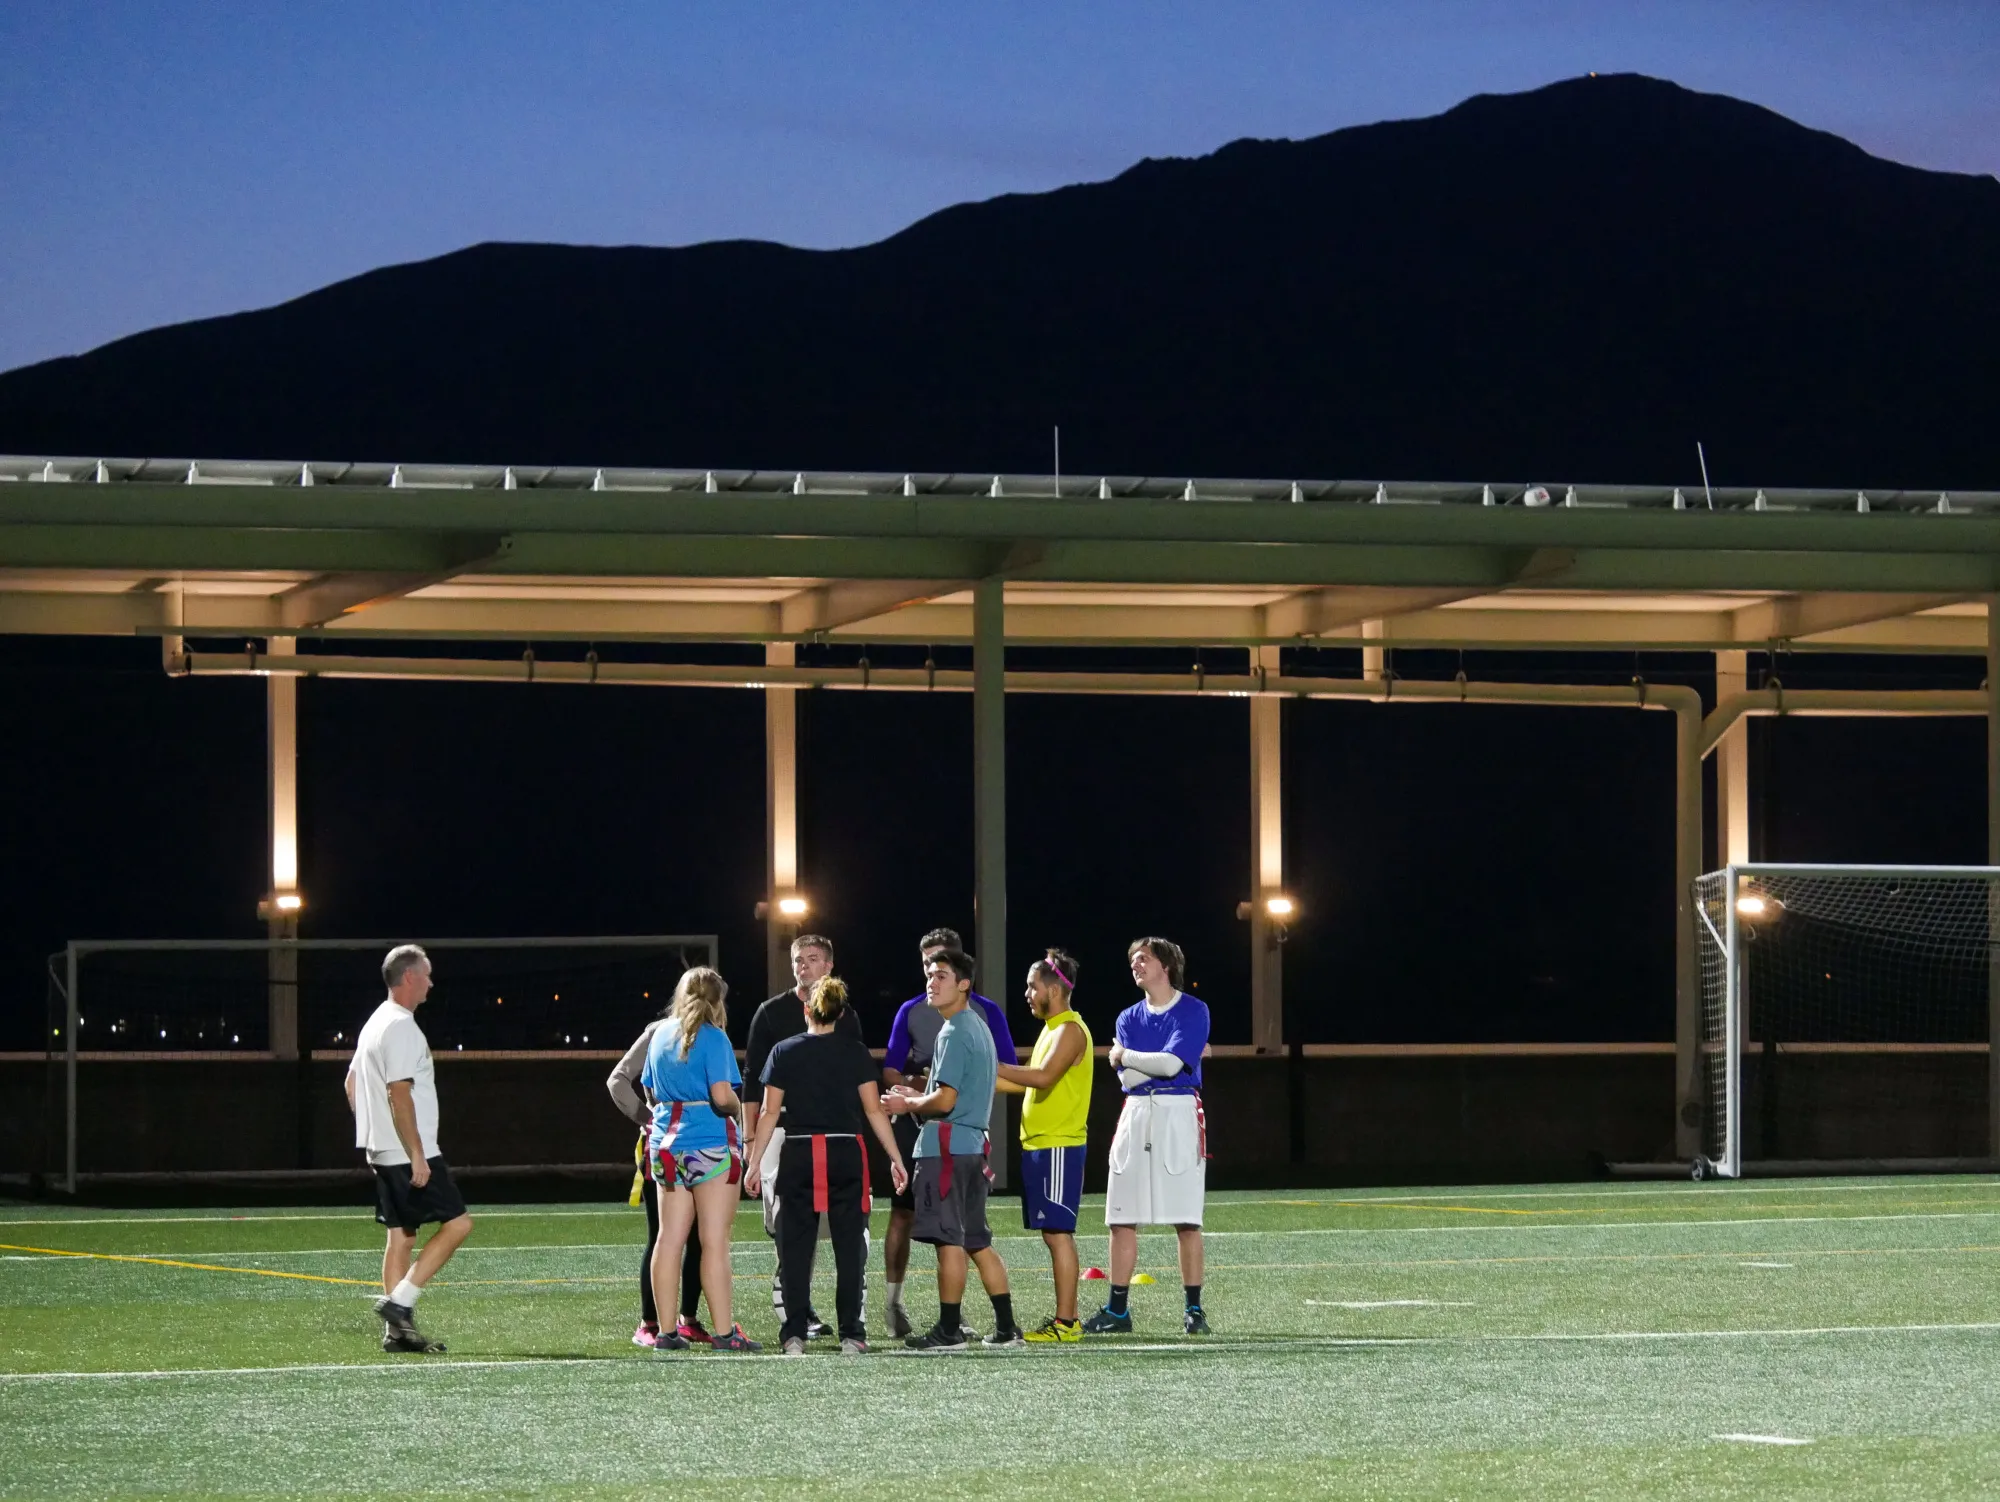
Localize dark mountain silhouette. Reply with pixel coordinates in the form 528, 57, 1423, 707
2, 73, 1996, 487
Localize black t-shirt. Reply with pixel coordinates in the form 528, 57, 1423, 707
760, 1030, 879, 1134
743, 990, 863, 1102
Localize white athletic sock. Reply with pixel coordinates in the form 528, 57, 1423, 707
886, 1280, 904, 1310
391, 1277, 422, 1307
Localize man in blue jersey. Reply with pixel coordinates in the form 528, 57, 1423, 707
880, 926, 1017, 1338
1083, 936, 1212, 1337
880, 948, 1023, 1350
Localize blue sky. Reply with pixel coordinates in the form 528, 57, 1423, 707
2, 1, 1994, 373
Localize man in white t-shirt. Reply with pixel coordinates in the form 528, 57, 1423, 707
345, 944, 473, 1353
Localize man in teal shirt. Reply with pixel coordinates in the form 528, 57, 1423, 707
881, 948, 1022, 1349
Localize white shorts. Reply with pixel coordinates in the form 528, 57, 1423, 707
759, 1126, 831, 1241
1104, 1094, 1207, 1227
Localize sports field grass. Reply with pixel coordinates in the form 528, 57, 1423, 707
3, 1179, 1998, 1499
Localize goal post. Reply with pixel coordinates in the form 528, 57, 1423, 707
56, 934, 718, 1192
1694, 864, 1998, 1180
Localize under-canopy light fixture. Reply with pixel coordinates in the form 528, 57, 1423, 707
1735, 892, 1784, 921
756, 893, 812, 922
777, 895, 810, 918
1264, 895, 1295, 918
256, 890, 305, 921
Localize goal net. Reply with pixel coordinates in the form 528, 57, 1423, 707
48, 934, 716, 1190
1694, 864, 1997, 1178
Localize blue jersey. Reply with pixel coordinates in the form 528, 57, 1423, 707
642, 1019, 742, 1154
1114, 992, 1209, 1095
917, 1006, 997, 1157
884, 991, 1017, 1075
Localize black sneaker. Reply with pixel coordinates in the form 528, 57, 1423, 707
373, 1296, 417, 1339
805, 1312, 830, 1340
904, 1323, 968, 1351
1081, 1306, 1133, 1334
887, 1304, 913, 1339
381, 1326, 446, 1353
653, 1331, 690, 1353
1183, 1306, 1211, 1335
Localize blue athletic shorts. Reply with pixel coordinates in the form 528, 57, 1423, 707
1020, 1145, 1084, 1233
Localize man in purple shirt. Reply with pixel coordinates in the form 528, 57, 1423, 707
1083, 935, 1212, 1338
879, 926, 1017, 1339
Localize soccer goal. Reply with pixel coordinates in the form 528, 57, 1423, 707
47, 933, 717, 1192
1693, 864, 1998, 1179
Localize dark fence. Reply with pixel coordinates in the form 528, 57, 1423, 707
3, 1045, 1985, 1192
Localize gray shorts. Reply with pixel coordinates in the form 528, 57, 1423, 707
910, 1154, 992, 1253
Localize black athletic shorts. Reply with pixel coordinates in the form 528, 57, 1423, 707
890, 1113, 920, 1211
372, 1156, 467, 1233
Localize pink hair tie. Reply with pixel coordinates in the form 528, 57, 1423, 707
1044, 961, 1075, 991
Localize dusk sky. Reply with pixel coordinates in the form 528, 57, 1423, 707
2, 2, 1995, 377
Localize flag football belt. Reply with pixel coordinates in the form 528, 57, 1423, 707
796, 1133, 873, 1216
653, 1100, 744, 1186
935, 1122, 993, 1198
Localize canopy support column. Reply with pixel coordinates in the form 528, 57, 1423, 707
974, 578, 1010, 1186
1714, 651, 1751, 866
765, 641, 799, 998
266, 637, 299, 1061
1250, 646, 1284, 1053
1988, 602, 1999, 1159
1674, 694, 1704, 1161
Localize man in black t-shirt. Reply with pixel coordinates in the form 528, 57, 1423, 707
741, 933, 863, 1333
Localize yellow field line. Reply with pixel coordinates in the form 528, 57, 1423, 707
1, 1247, 831, 1291
0, 1242, 378, 1287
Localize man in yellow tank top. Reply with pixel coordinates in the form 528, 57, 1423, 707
995, 947, 1093, 1343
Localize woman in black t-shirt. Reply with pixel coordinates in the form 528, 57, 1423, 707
744, 976, 909, 1354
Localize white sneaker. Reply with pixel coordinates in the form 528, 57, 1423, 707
840, 1337, 868, 1355
781, 1336, 806, 1357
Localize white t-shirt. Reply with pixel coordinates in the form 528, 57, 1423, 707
348, 998, 440, 1165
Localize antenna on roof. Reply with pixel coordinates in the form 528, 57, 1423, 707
1696, 441, 1715, 510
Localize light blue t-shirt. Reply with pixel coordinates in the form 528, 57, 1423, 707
642, 1019, 742, 1155
915, 1005, 996, 1159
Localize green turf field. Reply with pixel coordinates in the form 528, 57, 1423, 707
3, 1179, 1998, 1499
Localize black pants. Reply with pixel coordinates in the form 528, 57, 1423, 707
776, 1135, 869, 1343
639, 1171, 704, 1327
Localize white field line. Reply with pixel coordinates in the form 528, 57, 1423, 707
1306, 1299, 1476, 1308
1258, 1180, 2000, 1205
0, 1209, 687, 1229
6, 1211, 1996, 1265
8, 1179, 1995, 1228
8, 1321, 2000, 1383
3, 1208, 2000, 1248
1713, 1434, 1813, 1446
1742, 1262, 1796, 1268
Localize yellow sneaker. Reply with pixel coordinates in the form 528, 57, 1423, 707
1023, 1316, 1083, 1344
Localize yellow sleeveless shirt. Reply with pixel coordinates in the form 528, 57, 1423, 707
1020, 1009, 1093, 1150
